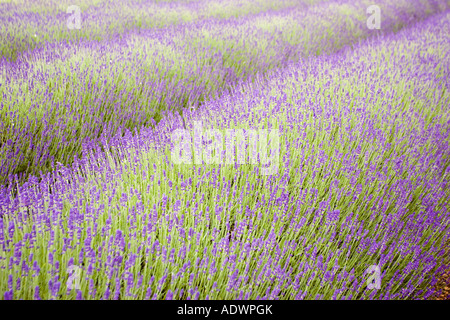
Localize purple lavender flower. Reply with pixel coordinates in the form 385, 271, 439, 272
34, 286, 41, 300
327, 209, 340, 223
4, 290, 13, 300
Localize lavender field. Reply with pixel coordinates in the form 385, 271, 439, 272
0, 0, 449, 300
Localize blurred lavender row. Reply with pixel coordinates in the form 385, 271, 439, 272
0, 0, 325, 61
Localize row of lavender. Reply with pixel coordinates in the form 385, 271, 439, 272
1, 0, 448, 186
1, 11, 449, 299
0, 0, 323, 61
